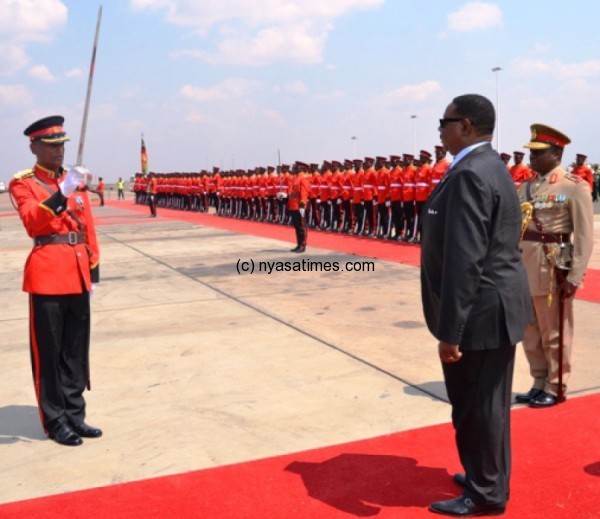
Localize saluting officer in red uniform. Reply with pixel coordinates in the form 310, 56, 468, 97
9, 116, 102, 446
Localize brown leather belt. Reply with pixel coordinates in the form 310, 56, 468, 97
34, 232, 85, 246
522, 230, 570, 244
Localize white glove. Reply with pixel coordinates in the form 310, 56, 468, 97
337, 198, 342, 205
60, 166, 87, 197
89, 283, 96, 298
373, 200, 378, 206
299, 207, 305, 218
385, 200, 391, 207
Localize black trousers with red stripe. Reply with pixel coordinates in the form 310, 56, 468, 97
29, 293, 91, 434
290, 210, 307, 247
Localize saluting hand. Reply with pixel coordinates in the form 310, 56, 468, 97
438, 341, 462, 363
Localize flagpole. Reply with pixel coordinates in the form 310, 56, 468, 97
76, 5, 103, 167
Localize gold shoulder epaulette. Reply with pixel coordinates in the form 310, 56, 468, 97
564, 173, 582, 184
13, 168, 34, 180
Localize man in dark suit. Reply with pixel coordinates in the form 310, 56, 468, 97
421, 94, 532, 517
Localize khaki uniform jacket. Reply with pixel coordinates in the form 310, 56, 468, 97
518, 165, 594, 296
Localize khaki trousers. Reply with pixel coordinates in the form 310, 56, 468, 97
523, 294, 574, 396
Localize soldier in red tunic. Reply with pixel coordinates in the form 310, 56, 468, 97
9, 116, 102, 446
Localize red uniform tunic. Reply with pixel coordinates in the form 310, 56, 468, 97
572, 165, 594, 191
401, 165, 417, 202
320, 170, 332, 202
362, 167, 378, 202
510, 163, 532, 190
388, 166, 403, 202
341, 169, 353, 201
430, 158, 450, 193
288, 174, 310, 210
414, 163, 432, 202
10, 164, 100, 294
351, 169, 364, 204
376, 167, 390, 202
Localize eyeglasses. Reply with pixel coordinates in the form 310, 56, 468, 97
438, 117, 464, 129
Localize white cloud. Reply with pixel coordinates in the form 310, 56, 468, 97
65, 68, 83, 78
0, 0, 67, 76
0, 43, 29, 75
380, 80, 442, 104
186, 22, 329, 65
314, 90, 345, 101
180, 78, 262, 102
0, 83, 31, 105
0, 0, 67, 42
282, 80, 309, 95
512, 58, 600, 80
28, 65, 57, 82
134, 0, 384, 65
447, 2, 502, 32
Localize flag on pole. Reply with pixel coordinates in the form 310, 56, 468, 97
141, 134, 149, 176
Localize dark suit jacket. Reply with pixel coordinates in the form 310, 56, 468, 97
420, 143, 532, 350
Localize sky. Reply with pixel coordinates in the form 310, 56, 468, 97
1, 0, 599, 183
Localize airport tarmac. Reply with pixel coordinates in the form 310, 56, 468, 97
1, 191, 599, 505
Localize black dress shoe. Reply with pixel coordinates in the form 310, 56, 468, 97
72, 422, 103, 438
290, 246, 300, 252
49, 424, 83, 446
429, 495, 505, 517
529, 391, 558, 408
515, 387, 543, 403
294, 246, 306, 253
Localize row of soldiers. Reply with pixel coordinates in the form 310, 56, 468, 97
132, 147, 595, 242
500, 150, 596, 195
134, 148, 451, 242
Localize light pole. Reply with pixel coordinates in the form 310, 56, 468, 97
492, 67, 502, 151
351, 136, 358, 158
410, 115, 417, 154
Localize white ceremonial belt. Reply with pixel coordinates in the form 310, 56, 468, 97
390, 183, 401, 187
404, 183, 416, 187
416, 183, 429, 187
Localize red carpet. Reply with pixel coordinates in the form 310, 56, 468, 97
1, 394, 599, 518
97, 200, 599, 304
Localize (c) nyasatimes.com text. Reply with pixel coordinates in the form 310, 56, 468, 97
236, 258, 375, 275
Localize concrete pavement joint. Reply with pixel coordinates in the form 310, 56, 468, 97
101, 229, 451, 406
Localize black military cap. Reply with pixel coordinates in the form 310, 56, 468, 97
24, 115, 70, 143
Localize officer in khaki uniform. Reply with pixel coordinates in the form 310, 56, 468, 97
516, 124, 594, 407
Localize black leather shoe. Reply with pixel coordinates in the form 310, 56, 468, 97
515, 387, 543, 403
294, 246, 306, 253
429, 495, 505, 517
72, 422, 103, 438
49, 424, 83, 446
290, 246, 300, 252
529, 391, 557, 408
